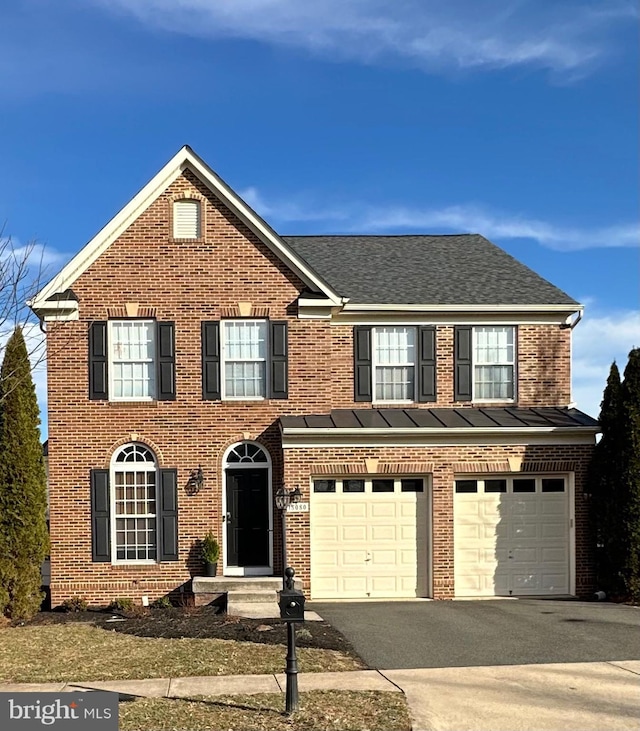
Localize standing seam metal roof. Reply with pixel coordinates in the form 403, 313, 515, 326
279, 407, 599, 430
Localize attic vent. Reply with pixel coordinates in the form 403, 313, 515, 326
173, 199, 201, 239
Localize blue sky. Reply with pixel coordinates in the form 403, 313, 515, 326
1, 0, 638, 432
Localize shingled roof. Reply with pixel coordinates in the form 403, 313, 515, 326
284, 234, 578, 306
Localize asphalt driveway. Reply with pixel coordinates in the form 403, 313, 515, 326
308, 599, 640, 669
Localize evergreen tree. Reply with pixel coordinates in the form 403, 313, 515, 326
588, 362, 624, 593
0, 327, 48, 620
619, 348, 640, 600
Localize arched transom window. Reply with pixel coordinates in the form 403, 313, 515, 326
111, 444, 158, 561
225, 442, 268, 465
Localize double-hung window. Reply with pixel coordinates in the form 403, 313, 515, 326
354, 325, 436, 403
373, 327, 416, 401
222, 320, 268, 398
109, 320, 156, 400
90, 320, 175, 402
473, 326, 515, 400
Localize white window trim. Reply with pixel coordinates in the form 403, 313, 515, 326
372, 325, 417, 404
221, 319, 268, 401
471, 325, 517, 403
108, 320, 156, 402
110, 444, 159, 565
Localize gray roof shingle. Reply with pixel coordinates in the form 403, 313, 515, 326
283, 234, 578, 306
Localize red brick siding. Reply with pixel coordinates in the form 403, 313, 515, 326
45, 170, 586, 605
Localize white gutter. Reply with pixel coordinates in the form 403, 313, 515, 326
341, 303, 583, 313
281, 426, 598, 438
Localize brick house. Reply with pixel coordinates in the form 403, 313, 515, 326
29, 146, 599, 607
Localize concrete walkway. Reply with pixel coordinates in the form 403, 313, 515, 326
1, 661, 638, 731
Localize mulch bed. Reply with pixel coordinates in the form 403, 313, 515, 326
24, 606, 361, 656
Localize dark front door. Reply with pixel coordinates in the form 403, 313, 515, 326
226, 469, 270, 567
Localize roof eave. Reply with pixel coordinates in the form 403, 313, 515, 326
341, 303, 583, 313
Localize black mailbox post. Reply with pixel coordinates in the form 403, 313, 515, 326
278, 567, 305, 714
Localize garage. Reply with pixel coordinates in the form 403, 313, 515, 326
454, 474, 572, 597
310, 476, 430, 599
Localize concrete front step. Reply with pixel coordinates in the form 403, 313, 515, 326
192, 575, 301, 609
192, 577, 287, 593
226, 601, 281, 619
227, 590, 279, 604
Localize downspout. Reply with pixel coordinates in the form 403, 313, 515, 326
569, 310, 583, 330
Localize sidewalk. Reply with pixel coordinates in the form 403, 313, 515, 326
1, 661, 638, 731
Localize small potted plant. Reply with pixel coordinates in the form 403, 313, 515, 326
201, 531, 220, 577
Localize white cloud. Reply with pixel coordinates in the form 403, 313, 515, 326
240, 187, 350, 224
351, 205, 639, 251
90, 0, 635, 76
242, 188, 639, 252
572, 309, 640, 417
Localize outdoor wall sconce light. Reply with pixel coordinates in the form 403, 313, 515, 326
186, 465, 204, 495
275, 485, 302, 510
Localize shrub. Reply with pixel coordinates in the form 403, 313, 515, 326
60, 597, 88, 613
151, 596, 172, 609
201, 532, 220, 563
107, 597, 135, 612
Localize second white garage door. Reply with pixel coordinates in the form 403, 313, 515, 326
310, 476, 430, 599
454, 475, 571, 597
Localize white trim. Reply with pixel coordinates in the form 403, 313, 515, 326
221, 319, 268, 400
372, 325, 417, 404
109, 443, 159, 565
331, 312, 579, 327
221, 441, 273, 576
342, 303, 583, 313
282, 427, 598, 448
29, 146, 341, 316
472, 325, 516, 403
568, 471, 576, 596
108, 319, 156, 401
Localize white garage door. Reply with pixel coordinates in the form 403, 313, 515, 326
454, 475, 571, 597
310, 477, 430, 599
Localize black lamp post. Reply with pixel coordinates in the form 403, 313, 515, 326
274, 485, 301, 589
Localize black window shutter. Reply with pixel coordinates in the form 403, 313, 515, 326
159, 469, 178, 562
454, 326, 473, 401
156, 322, 176, 400
89, 322, 108, 400
354, 326, 372, 402
90, 469, 111, 562
418, 326, 437, 402
201, 321, 221, 400
269, 321, 288, 399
